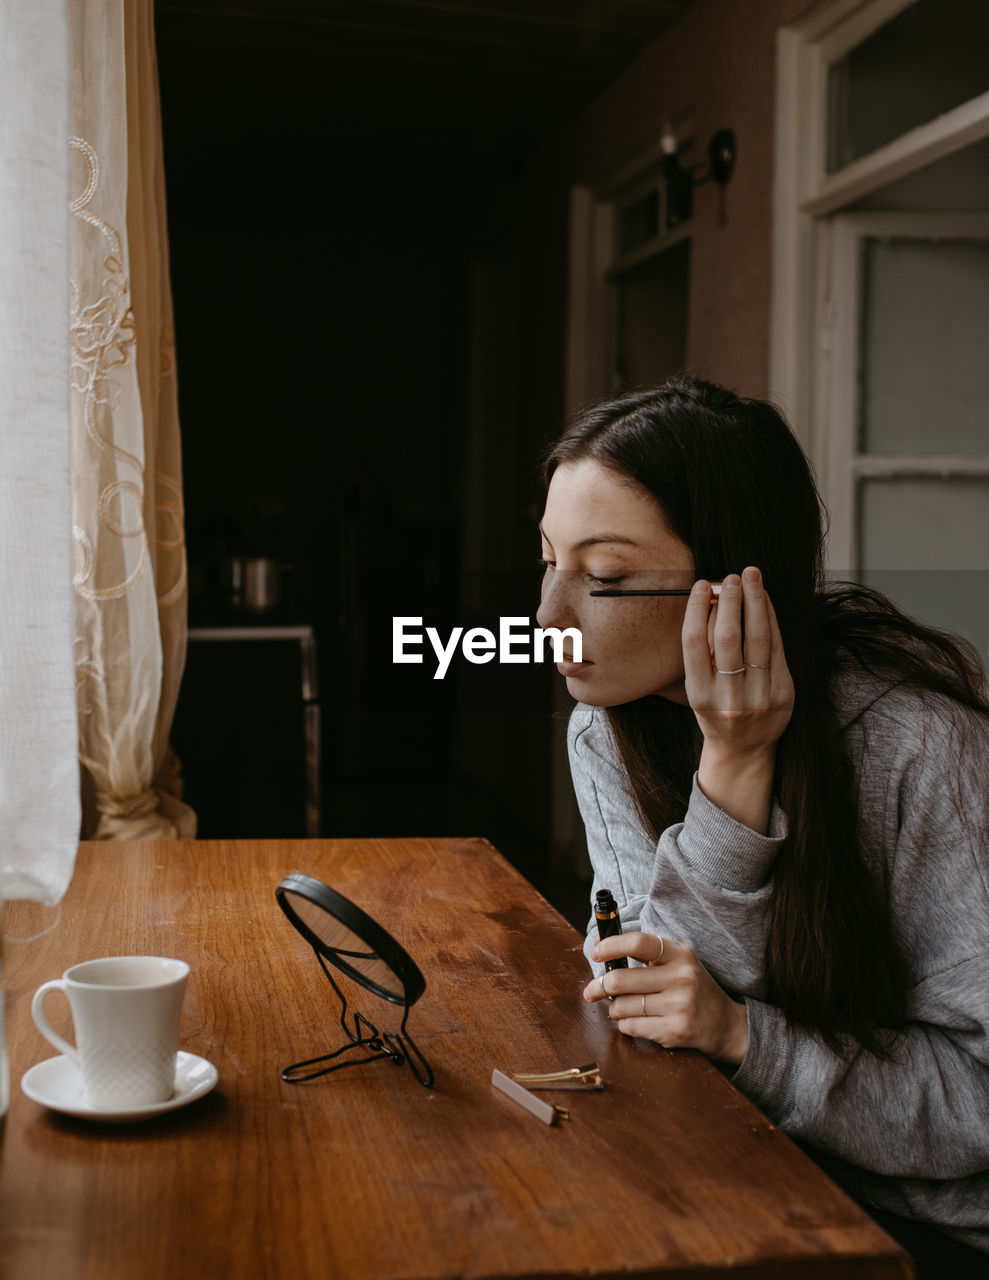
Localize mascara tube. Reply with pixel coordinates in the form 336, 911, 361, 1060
594, 889, 629, 973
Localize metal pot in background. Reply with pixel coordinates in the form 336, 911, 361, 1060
227, 556, 290, 615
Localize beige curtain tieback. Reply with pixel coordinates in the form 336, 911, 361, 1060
95, 789, 160, 821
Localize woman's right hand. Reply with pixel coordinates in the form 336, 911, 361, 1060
682, 567, 794, 834
584, 931, 749, 1066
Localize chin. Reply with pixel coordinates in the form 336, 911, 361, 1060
566, 680, 641, 708
567, 677, 688, 708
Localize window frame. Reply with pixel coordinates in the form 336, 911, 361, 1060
770, 0, 989, 496
826, 211, 989, 570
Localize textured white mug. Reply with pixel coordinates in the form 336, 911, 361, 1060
31, 956, 189, 1109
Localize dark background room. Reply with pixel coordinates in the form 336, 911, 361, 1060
157, 0, 698, 921
157, 0, 706, 923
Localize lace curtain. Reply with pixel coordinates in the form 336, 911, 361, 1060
0, 1, 79, 905
70, 0, 195, 839
0, 0, 76, 1120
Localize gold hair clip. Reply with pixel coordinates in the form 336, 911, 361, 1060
510, 1063, 603, 1091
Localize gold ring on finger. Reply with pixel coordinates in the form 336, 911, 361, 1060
716, 666, 746, 675
746, 662, 770, 670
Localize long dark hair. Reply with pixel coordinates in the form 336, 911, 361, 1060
545, 377, 988, 1053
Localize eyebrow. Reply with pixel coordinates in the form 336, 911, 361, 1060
538, 524, 641, 553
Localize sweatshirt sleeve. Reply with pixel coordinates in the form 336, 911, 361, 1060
570, 705, 788, 991
637, 774, 788, 995
731, 697, 989, 1181
734, 972, 989, 1179
569, 708, 654, 973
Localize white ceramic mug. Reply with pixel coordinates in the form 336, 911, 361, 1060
31, 956, 189, 1109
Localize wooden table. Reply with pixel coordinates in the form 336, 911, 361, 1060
1, 838, 910, 1279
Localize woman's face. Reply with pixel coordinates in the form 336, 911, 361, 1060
535, 459, 694, 707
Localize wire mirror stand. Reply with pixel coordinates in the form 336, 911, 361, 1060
275, 873, 434, 1090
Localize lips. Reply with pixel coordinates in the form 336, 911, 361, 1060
557, 658, 594, 677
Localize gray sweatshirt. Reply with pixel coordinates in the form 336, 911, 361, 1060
569, 671, 989, 1251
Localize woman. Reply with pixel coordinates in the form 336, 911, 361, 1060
535, 377, 989, 1272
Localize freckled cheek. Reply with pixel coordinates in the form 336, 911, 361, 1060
650, 604, 689, 657
584, 605, 685, 672
583, 608, 652, 652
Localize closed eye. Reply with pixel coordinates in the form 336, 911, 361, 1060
538, 560, 625, 586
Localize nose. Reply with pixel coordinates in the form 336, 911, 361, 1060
536, 569, 579, 633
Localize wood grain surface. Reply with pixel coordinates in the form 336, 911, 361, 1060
0, 838, 911, 1279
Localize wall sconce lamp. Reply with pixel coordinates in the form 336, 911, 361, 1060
661, 123, 737, 228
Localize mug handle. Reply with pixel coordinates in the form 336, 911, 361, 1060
31, 981, 79, 1064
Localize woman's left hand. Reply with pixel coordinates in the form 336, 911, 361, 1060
683, 567, 794, 757
583, 931, 748, 1067
683, 567, 795, 834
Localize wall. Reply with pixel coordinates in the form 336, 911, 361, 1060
515, 0, 819, 419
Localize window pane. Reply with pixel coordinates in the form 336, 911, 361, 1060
859, 476, 989, 569
827, 0, 989, 173
859, 477, 989, 660
619, 189, 659, 255
860, 237, 989, 455
857, 566, 989, 666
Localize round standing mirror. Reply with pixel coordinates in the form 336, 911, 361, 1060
275, 873, 433, 1088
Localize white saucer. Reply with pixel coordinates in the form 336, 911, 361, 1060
21, 1050, 219, 1122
